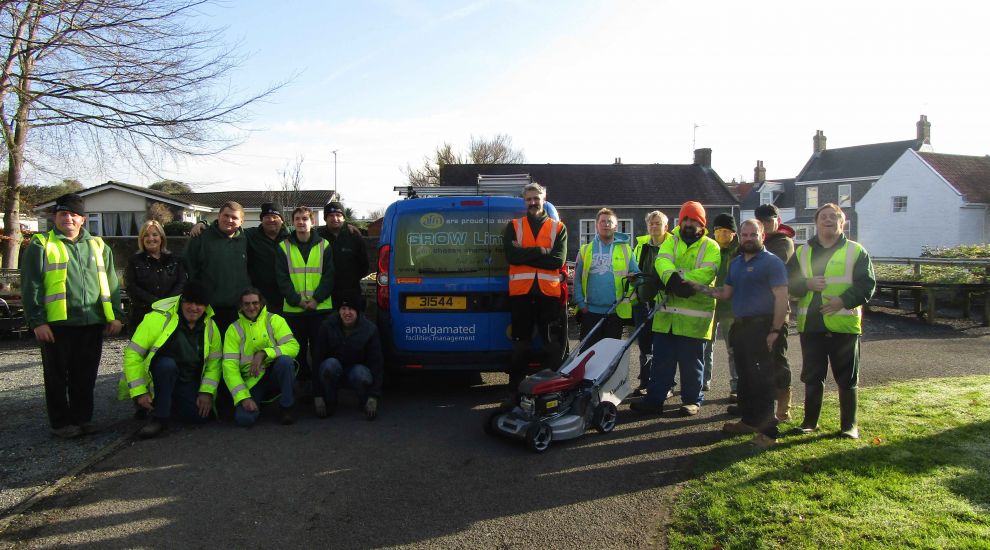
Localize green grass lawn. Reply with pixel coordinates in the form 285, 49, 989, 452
669, 376, 990, 550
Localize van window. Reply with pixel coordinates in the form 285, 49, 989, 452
393, 210, 508, 278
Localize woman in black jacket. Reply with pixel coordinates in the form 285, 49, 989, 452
125, 220, 187, 330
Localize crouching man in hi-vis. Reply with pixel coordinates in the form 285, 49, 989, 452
223, 288, 300, 427
120, 280, 222, 439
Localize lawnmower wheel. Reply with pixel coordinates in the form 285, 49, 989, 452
592, 402, 618, 433
483, 410, 503, 436
525, 421, 553, 453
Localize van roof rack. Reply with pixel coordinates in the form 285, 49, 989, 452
394, 174, 532, 198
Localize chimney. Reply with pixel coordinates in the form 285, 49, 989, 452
754, 160, 766, 184
917, 114, 931, 144
693, 148, 712, 168
614, 157, 622, 164
813, 130, 827, 153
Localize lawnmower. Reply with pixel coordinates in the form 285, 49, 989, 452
486, 273, 661, 452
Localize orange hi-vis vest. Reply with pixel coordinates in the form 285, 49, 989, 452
508, 216, 563, 297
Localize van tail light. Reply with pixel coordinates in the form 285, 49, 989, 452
377, 245, 390, 310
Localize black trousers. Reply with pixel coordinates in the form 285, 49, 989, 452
509, 294, 564, 382
211, 306, 239, 337
799, 331, 861, 390
40, 324, 106, 429
285, 313, 330, 381
729, 316, 780, 437
772, 328, 791, 389
579, 312, 624, 352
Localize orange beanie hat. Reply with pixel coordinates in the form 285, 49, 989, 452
679, 201, 706, 227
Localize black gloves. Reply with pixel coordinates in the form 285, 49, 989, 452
666, 272, 695, 298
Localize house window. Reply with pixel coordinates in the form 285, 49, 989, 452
805, 186, 818, 209
98, 211, 145, 236
579, 218, 633, 246
794, 225, 810, 242
87, 214, 101, 236
892, 196, 908, 213
760, 190, 773, 205
838, 184, 852, 207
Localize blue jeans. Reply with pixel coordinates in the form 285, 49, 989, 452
234, 355, 296, 427
703, 318, 737, 391
317, 358, 373, 406
149, 356, 210, 423
646, 332, 706, 406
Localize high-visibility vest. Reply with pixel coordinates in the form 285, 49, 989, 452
222, 309, 299, 405
579, 239, 634, 319
508, 217, 563, 297
795, 239, 865, 334
32, 230, 114, 322
280, 239, 333, 313
652, 228, 720, 339
118, 296, 223, 400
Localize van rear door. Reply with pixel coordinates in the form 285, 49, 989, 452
389, 197, 513, 361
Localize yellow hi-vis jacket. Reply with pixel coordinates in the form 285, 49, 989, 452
222, 308, 299, 405
578, 239, 635, 319
795, 239, 866, 334
280, 239, 333, 313
32, 230, 115, 322
652, 227, 720, 339
118, 296, 223, 400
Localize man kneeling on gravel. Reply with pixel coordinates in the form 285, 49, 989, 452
311, 291, 383, 420
121, 280, 223, 439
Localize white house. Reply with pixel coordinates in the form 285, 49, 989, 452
857, 150, 990, 257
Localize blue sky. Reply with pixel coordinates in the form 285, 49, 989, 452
67, 0, 990, 216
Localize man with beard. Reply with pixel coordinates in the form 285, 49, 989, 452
755, 203, 796, 421
317, 202, 370, 312
693, 219, 788, 449
503, 182, 568, 398
630, 201, 719, 417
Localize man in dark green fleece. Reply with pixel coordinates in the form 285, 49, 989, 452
317, 201, 369, 312
20, 193, 125, 438
246, 202, 290, 314
184, 201, 250, 334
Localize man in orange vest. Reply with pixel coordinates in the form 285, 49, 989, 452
503, 182, 568, 396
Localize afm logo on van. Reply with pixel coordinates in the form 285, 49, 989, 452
420, 213, 444, 229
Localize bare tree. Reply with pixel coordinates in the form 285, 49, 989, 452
403, 134, 525, 187
0, 1, 283, 267
365, 207, 385, 220
266, 155, 303, 209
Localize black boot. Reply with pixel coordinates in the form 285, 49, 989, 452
791, 384, 823, 435
838, 387, 859, 439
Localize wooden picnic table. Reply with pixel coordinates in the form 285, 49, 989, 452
874, 280, 990, 327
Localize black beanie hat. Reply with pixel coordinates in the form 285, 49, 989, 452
53, 193, 86, 216
180, 280, 211, 306
325, 201, 345, 217
337, 290, 363, 311
713, 213, 737, 232
260, 202, 283, 220
754, 203, 780, 220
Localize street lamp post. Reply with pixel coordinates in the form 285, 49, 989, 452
332, 149, 338, 200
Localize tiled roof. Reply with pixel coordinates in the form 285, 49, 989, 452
172, 190, 337, 209
741, 178, 796, 211
440, 163, 738, 206
797, 139, 924, 182
33, 180, 197, 209
918, 152, 990, 204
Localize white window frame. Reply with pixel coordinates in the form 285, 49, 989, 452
805, 186, 819, 209
838, 184, 852, 207
892, 196, 908, 213
579, 218, 633, 246
760, 190, 773, 205
87, 213, 102, 236
794, 225, 810, 242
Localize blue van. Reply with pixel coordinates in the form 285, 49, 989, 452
375, 195, 563, 372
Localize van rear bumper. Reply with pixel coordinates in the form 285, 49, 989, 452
386, 350, 513, 372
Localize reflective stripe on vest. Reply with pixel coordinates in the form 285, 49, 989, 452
35, 231, 115, 322
507, 217, 562, 297
281, 239, 333, 313
233, 313, 287, 366
579, 240, 633, 319
795, 240, 864, 334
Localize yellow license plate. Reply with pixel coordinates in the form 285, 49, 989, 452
405, 295, 467, 310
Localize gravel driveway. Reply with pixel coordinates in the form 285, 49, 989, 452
0, 307, 987, 548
